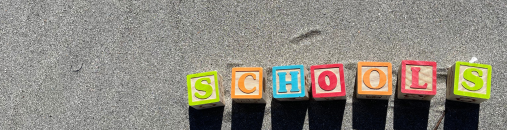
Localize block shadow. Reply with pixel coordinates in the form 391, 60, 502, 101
393, 98, 430, 130
308, 99, 346, 130
271, 99, 309, 130
443, 100, 480, 130
231, 102, 266, 130
188, 106, 225, 130
352, 98, 389, 129
393, 73, 431, 130
352, 75, 389, 130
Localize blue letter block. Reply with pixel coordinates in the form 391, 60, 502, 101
272, 65, 309, 100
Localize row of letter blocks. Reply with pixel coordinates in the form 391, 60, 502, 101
187, 61, 492, 109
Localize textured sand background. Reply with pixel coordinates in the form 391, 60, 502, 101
1, 0, 507, 129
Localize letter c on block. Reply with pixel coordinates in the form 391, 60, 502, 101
318, 71, 338, 91
238, 73, 257, 94
363, 68, 387, 89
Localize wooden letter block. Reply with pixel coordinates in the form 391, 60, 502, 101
311, 64, 346, 101
231, 67, 266, 103
187, 71, 225, 109
272, 65, 309, 101
446, 61, 492, 104
357, 62, 392, 100
397, 60, 437, 100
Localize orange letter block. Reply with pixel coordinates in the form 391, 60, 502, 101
231, 67, 266, 103
357, 62, 392, 99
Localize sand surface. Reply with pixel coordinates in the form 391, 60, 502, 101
1, 0, 506, 129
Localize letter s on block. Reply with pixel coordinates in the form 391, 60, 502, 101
462, 68, 483, 91
238, 73, 257, 94
194, 78, 213, 99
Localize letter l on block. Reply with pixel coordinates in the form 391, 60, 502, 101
410, 67, 428, 89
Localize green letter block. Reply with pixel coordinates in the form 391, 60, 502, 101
446, 61, 492, 104
187, 71, 225, 109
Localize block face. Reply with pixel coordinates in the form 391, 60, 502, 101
231, 67, 265, 103
398, 60, 437, 100
187, 71, 223, 108
311, 64, 346, 100
272, 65, 307, 100
357, 62, 392, 99
453, 61, 492, 99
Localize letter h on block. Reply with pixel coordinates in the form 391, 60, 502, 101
311, 64, 346, 101
231, 67, 265, 103
446, 61, 492, 104
357, 62, 392, 100
272, 65, 309, 101
187, 71, 225, 109
397, 60, 437, 100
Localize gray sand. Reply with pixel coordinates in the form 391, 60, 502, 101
1, 0, 506, 129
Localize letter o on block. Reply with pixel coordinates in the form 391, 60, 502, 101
363, 68, 387, 89
357, 62, 392, 100
311, 64, 346, 101
318, 71, 338, 91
